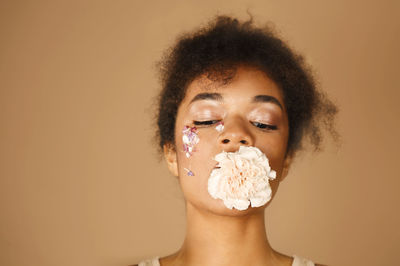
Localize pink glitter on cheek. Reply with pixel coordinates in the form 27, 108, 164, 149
184, 168, 195, 176
182, 125, 200, 158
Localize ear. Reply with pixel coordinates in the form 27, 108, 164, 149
280, 152, 293, 182
163, 143, 179, 177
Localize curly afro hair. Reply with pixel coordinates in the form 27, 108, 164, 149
155, 15, 338, 157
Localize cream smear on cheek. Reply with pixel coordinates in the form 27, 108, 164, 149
208, 146, 276, 211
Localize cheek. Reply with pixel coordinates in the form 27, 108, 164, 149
174, 134, 216, 204
175, 126, 214, 176
257, 135, 288, 174
172, 111, 223, 206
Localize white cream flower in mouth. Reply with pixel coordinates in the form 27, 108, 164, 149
207, 146, 277, 211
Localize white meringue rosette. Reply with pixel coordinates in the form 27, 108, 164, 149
207, 146, 276, 211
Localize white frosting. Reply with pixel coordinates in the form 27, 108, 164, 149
208, 146, 276, 210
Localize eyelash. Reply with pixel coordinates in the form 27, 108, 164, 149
193, 120, 278, 130
193, 120, 220, 126
251, 122, 278, 130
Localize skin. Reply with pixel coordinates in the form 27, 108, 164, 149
156, 66, 312, 266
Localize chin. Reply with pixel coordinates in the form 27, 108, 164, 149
195, 199, 268, 217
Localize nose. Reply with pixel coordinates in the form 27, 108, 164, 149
218, 117, 254, 151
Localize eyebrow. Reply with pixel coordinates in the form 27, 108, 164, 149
252, 95, 283, 110
189, 92, 283, 110
189, 93, 223, 104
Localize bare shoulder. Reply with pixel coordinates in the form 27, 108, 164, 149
272, 250, 295, 265
159, 254, 177, 266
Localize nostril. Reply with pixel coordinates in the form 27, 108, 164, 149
222, 139, 230, 144
240, 140, 247, 144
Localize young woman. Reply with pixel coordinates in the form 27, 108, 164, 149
136, 15, 337, 266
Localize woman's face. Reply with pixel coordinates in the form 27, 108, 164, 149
164, 66, 291, 216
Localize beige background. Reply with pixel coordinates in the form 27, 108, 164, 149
1, 1, 399, 265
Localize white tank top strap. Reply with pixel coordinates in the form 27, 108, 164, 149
138, 255, 314, 266
292, 254, 315, 266
138, 256, 160, 266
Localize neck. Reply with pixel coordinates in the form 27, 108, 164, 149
173, 203, 283, 266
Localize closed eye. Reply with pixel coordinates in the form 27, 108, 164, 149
193, 120, 220, 126
251, 122, 278, 130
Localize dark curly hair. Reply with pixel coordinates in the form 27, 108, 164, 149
155, 15, 338, 157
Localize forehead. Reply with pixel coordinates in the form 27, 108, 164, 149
182, 66, 285, 107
